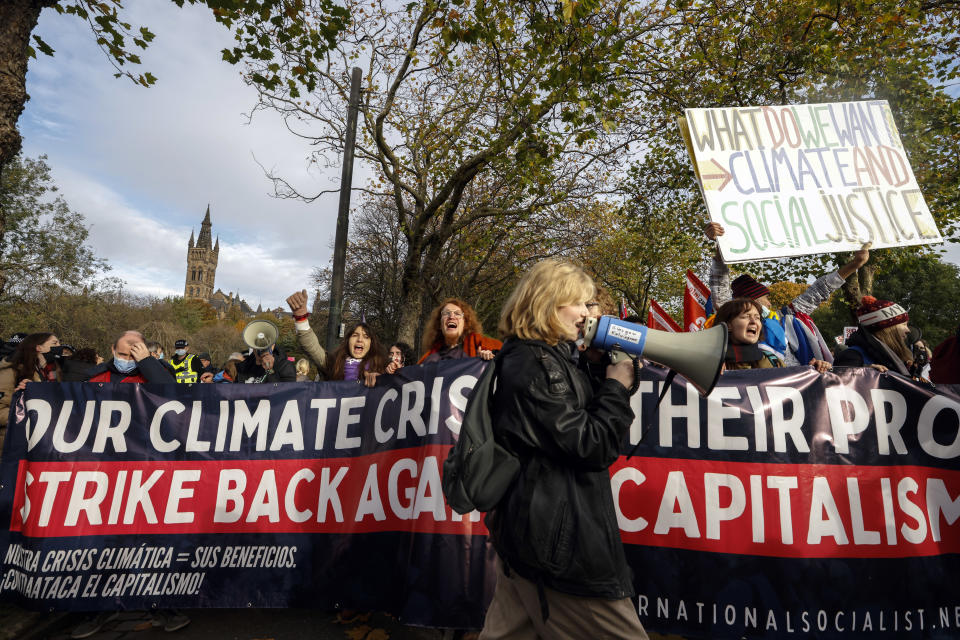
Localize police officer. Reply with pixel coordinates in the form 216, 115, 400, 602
168, 338, 202, 383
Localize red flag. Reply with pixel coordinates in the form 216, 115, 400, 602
647, 299, 682, 333
684, 269, 711, 332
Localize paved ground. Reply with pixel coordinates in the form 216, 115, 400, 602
2, 603, 687, 640
0, 605, 455, 640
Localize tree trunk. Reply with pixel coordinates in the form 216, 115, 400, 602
840, 264, 876, 322
0, 0, 48, 291
394, 252, 425, 349
0, 1, 46, 170
859, 263, 875, 298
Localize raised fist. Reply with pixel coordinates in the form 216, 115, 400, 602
286, 289, 309, 316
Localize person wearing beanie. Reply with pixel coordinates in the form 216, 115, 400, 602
704, 222, 870, 372
833, 296, 913, 374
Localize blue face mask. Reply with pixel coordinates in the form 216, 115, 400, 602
175, 349, 187, 357
114, 356, 136, 374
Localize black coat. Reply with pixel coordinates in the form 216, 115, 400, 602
486, 337, 635, 600
234, 345, 297, 383
60, 358, 97, 382
834, 327, 910, 375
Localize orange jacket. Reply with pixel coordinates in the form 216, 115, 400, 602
418, 333, 502, 364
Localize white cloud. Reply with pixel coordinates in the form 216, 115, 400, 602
21, 2, 347, 309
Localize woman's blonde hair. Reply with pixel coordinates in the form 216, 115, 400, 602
873, 325, 913, 364
295, 358, 310, 377
498, 260, 595, 345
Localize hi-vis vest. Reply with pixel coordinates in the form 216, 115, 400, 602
169, 354, 198, 383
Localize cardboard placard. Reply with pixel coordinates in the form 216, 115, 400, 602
680, 101, 942, 262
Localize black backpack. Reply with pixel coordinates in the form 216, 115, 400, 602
441, 354, 521, 514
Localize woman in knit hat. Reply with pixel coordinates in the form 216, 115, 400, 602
834, 296, 913, 374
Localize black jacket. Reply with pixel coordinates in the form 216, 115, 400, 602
486, 338, 635, 600
60, 358, 97, 382
834, 327, 910, 375
234, 345, 297, 383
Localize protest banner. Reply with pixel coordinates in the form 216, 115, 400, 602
680, 100, 942, 262
2, 361, 960, 638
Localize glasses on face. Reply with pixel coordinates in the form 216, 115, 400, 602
441, 310, 464, 319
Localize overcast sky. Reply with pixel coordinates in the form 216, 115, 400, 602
21, 4, 959, 312
22, 3, 346, 310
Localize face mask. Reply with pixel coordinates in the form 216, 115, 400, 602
114, 356, 136, 374
760, 305, 770, 317
47, 345, 65, 360
156, 352, 164, 360
175, 349, 186, 357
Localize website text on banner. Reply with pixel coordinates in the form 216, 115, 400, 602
680, 100, 942, 262
3, 362, 960, 638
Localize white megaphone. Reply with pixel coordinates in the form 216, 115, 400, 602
242, 319, 279, 353
582, 316, 727, 396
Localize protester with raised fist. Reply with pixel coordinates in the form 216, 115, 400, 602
286, 288, 327, 377
419, 298, 501, 363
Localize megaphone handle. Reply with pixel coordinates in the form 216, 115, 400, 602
626, 369, 677, 459
628, 357, 641, 395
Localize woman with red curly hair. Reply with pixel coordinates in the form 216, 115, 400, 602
418, 298, 501, 363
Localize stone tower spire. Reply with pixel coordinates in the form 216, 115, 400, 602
184, 206, 219, 300
197, 204, 213, 249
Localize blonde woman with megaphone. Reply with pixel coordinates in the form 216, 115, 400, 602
478, 259, 649, 640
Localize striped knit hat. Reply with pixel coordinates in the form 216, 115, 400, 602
857, 296, 908, 330
731, 274, 770, 300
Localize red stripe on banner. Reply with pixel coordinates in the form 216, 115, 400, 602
612, 457, 960, 559
12, 448, 960, 560
8, 446, 487, 538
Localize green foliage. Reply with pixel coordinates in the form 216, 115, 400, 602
572, 146, 709, 320
872, 254, 960, 349
812, 254, 960, 350
247, 0, 663, 342
0, 284, 273, 366
634, 0, 960, 285
30, 1, 349, 89
0, 154, 109, 299
162, 297, 219, 333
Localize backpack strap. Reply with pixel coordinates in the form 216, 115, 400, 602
626, 369, 677, 459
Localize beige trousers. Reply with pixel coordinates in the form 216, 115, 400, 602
478, 560, 649, 640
